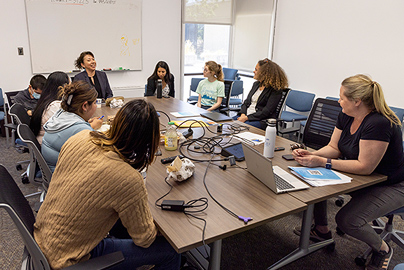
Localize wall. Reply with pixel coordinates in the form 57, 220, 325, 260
272, 0, 404, 107
0, 0, 182, 98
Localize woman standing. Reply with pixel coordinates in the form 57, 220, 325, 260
30, 71, 70, 144
292, 74, 404, 270
34, 99, 180, 269
196, 61, 225, 111
145, 61, 175, 98
234, 58, 288, 129
73, 51, 113, 99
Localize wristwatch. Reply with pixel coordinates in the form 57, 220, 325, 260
326, 158, 332, 170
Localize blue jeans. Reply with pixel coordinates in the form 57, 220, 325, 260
232, 115, 262, 129
90, 236, 181, 270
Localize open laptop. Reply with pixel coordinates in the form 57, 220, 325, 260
242, 143, 309, 194
200, 111, 232, 122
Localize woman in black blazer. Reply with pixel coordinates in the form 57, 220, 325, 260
145, 61, 175, 98
73, 51, 113, 99
235, 58, 288, 129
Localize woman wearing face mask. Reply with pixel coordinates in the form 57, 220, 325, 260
145, 61, 175, 98
73, 51, 113, 99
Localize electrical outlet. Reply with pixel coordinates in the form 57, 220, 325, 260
18, 47, 24, 55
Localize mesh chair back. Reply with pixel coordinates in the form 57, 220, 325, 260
302, 98, 341, 150
9, 103, 31, 125
18, 124, 52, 191
0, 164, 51, 270
221, 80, 234, 110
275, 88, 290, 119
5, 90, 21, 107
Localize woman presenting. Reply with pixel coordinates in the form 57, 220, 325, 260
73, 51, 113, 99
235, 58, 288, 129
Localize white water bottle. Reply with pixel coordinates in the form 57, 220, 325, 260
263, 119, 277, 158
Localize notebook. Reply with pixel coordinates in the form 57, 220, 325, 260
242, 143, 309, 194
200, 111, 232, 122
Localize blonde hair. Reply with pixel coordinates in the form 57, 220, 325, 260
341, 74, 401, 126
256, 58, 288, 90
205, 61, 224, 82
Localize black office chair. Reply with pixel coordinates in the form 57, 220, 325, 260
0, 164, 124, 270
218, 80, 234, 115
17, 124, 52, 203
8, 103, 37, 185
301, 98, 342, 150
259, 88, 290, 131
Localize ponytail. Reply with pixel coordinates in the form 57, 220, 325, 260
205, 61, 224, 82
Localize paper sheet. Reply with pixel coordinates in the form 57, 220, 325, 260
234, 132, 265, 145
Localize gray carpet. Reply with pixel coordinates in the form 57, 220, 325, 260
0, 134, 403, 270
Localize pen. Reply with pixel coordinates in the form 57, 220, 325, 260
98, 115, 104, 120
252, 139, 261, 142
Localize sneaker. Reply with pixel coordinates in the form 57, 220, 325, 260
293, 224, 332, 242
366, 243, 393, 270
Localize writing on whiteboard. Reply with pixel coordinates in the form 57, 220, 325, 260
51, 0, 89, 4
94, 0, 117, 4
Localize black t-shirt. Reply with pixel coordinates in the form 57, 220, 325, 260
336, 111, 404, 185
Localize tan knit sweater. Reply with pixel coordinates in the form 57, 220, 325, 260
34, 130, 157, 269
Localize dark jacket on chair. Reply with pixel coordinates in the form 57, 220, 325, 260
145, 74, 175, 98
73, 70, 113, 99
238, 81, 283, 121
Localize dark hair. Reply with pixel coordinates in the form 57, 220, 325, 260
148, 61, 172, 84
90, 99, 160, 170
205, 61, 224, 81
74, 51, 95, 70
256, 58, 288, 90
59, 80, 98, 118
30, 72, 69, 136
30, 74, 47, 91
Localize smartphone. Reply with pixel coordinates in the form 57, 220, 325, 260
275, 147, 285, 151
282, 154, 295, 161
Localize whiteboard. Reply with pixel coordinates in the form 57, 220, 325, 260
25, 0, 142, 73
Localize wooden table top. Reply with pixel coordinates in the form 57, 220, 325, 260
95, 96, 386, 253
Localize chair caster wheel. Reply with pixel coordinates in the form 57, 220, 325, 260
355, 256, 367, 266
21, 175, 30, 184
335, 198, 344, 207
16, 164, 22, 171
326, 242, 335, 252
336, 226, 345, 236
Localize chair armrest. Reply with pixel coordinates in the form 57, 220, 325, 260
63, 251, 124, 270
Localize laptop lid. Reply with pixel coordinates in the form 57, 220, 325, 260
242, 143, 309, 193
200, 111, 232, 122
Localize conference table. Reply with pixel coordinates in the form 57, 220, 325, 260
95, 96, 387, 270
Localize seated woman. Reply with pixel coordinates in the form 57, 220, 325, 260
292, 74, 404, 270
42, 80, 103, 171
145, 61, 175, 98
196, 61, 225, 111
30, 71, 70, 145
34, 99, 181, 270
234, 58, 288, 129
73, 51, 113, 99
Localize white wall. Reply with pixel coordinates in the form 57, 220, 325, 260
272, 0, 404, 107
0, 0, 182, 98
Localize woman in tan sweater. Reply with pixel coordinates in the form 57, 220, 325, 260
34, 99, 180, 269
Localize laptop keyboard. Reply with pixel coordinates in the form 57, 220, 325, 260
274, 173, 295, 190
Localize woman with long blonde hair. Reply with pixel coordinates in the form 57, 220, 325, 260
292, 74, 404, 270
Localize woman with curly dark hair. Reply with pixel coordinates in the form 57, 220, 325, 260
235, 58, 289, 129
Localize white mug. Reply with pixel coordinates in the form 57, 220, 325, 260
96, 98, 102, 108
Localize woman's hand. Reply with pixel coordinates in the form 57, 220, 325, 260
293, 149, 326, 167
89, 117, 103, 130
237, 114, 248, 123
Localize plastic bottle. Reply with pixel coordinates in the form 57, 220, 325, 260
263, 119, 277, 158
165, 122, 178, 150
157, 79, 162, 99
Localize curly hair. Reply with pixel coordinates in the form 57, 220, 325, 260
59, 80, 98, 116
255, 58, 288, 90
74, 51, 94, 70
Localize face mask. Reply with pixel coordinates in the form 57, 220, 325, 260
32, 92, 41, 100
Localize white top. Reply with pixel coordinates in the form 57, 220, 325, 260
162, 84, 170, 98
247, 88, 263, 116
37, 100, 61, 145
